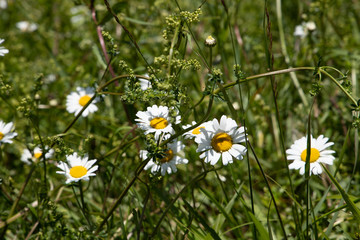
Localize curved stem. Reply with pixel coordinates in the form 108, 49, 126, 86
319, 69, 357, 105
212, 67, 358, 106
214, 67, 315, 95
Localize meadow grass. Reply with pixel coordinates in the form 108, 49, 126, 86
0, 0, 359, 239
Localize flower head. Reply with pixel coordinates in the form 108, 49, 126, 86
140, 140, 188, 176
0, 39, 9, 56
66, 87, 98, 117
294, 25, 306, 38
205, 35, 216, 47
286, 135, 335, 175
21, 146, 54, 165
0, 121, 17, 145
182, 121, 212, 140
56, 153, 98, 184
135, 105, 177, 140
196, 115, 247, 165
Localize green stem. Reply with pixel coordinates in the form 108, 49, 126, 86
94, 158, 150, 235
214, 67, 314, 94
248, 142, 287, 239
1, 165, 36, 238
168, 25, 180, 76
319, 69, 357, 105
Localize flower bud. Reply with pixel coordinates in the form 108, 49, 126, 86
205, 35, 216, 47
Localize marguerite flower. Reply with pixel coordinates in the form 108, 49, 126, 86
56, 153, 98, 184
182, 121, 211, 140
21, 146, 54, 165
66, 87, 98, 117
196, 115, 247, 165
0, 120, 17, 145
0, 39, 9, 56
140, 140, 188, 176
286, 135, 335, 175
135, 105, 176, 140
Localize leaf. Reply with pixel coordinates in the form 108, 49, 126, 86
214, 184, 243, 232
247, 212, 270, 240
322, 165, 360, 223
183, 200, 222, 240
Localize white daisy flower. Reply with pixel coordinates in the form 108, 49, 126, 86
21, 146, 54, 165
138, 74, 152, 90
140, 140, 188, 176
0, 120, 17, 145
0, 39, 9, 56
195, 115, 247, 165
16, 21, 38, 32
66, 87, 98, 117
286, 135, 335, 175
182, 121, 212, 140
135, 105, 176, 140
56, 152, 98, 184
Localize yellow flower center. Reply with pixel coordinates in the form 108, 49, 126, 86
301, 148, 320, 163
211, 132, 233, 152
34, 152, 42, 159
192, 126, 205, 135
160, 149, 174, 163
0, 132, 4, 140
150, 117, 168, 129
78, 95, 91, 107
69, 166, 88, 178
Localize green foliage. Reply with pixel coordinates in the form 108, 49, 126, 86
0, 0, 359, 239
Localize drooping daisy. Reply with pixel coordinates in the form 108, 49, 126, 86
135, 105, 176, 140
140, 140, 188, 176
56, 152, 98, 184
66, 87, 98, 117
0, 120, 17, 145
196, 115, 247, 165
21, 146, 54, 165
0, 39, 9, 56
286, 135, 335, 175
138, 74, 152, 90
182, 121, 211, 140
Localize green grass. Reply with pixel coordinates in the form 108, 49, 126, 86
0, 0, 360, 239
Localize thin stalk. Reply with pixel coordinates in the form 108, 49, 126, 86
276, 0, 308, 106
149, 167, 218, 238
248, 142, 287, 239
71, 184, 92, 228
168, 25, 180, 76
103, 0, 158, 78
319, 69, 357, 105
173, 0, 210, 71
79, 181, 93, 228
238, 83, 256, 234
1, 165, 36, 238
94, 158, 150, 235
304, 99, 315, 239
214, 67, 315, 94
